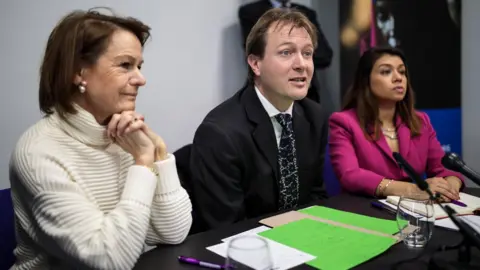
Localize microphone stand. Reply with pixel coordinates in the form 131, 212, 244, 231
420, 186, 480, 269
393, 156, 480, 269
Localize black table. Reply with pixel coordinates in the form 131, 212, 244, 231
134, 188, 480, 269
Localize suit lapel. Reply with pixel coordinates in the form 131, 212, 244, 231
397, 122, 411, 158
242, 85, 279, 181
373, 135, 397, 163
292, 104, 311, 171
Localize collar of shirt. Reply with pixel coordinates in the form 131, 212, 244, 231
254, 86, 293, 118
255, 86, 293, 146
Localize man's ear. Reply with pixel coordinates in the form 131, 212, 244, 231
247, 54, 262, 77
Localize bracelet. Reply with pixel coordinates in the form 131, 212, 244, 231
383, 179, 393, 194
376, 179, 393, 197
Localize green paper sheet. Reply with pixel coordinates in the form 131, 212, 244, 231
299, 206, 399, 235
259, 218, 396, 270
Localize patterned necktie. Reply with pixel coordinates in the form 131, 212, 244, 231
274, 113, 299, 210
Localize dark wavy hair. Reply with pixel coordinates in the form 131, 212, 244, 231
342, 47, 422, 140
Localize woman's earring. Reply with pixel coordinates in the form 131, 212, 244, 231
78, 81, 86, 93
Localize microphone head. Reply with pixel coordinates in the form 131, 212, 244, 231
442, 152, 465, 170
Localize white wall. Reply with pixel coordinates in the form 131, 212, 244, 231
0, 0, 311, 189
462, 0, 480, 187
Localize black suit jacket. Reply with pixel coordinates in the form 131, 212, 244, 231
190, 84, 328, 231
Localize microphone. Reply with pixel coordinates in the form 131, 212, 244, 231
442, 152, 480, 187
392, 152, 480, 252
392, 152, 430, 193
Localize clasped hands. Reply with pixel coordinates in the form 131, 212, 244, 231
414, 177, 462, 202
106, 111, 167, 166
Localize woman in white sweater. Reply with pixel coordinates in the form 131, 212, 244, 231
9, 9, 192, 270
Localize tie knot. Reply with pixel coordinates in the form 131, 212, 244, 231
275, 113, 292, 128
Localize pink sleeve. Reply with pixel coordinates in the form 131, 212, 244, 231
328, 112, 385, 196
421, 112, 464, 182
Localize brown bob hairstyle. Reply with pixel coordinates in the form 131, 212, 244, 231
342, 46, 422, 140
38, 8, 151, 118
245, 8, 318, 84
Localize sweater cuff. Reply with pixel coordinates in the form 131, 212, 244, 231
153, 153, 182, 195
121, 165, 157, 206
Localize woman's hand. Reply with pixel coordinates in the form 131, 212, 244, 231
141, 124, 168, 161
425, 177, 460, 202
107, 111, 168, 162
107, 112, 154, 166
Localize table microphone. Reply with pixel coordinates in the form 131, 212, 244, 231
392, 152, 429, 193
442, 152, 480, 187
392, 152, 480, 251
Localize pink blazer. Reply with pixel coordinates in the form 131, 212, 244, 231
328, 108, 463, 196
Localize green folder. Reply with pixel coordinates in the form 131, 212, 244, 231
258, 206, 399, 270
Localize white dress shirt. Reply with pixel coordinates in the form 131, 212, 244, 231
255, 86, 293, 146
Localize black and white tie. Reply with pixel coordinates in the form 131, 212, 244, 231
275, 113, 299, 210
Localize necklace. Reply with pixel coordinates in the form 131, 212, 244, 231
381, 127, 397, 140
382, 126, 396, 132
382, 131, 398, 140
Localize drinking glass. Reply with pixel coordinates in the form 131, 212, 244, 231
396, 196, 435, 248
225, 235, 273, 270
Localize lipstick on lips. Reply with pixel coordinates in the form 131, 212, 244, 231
393, 86, 405, 93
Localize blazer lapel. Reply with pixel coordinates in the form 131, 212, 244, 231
397, 122, 411, 159
373, 135, 397, 163
292, 104, 312, 171
368, 123, 396, 163
242, 85, 279, 181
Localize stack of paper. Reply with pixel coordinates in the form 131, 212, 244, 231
435, 215, 480, 232
383, 192, 480, 219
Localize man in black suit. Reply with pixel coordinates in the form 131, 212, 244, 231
238, 0, 333, 103
190, 8, 328, 231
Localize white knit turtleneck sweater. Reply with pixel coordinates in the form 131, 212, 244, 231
8, 106, 192, 270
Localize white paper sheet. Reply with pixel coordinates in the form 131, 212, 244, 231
221, 226, 271, 242
378, 199, 424, 218
435, 215, 480, 232
206, 226, 316, 270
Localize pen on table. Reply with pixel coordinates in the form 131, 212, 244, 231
450, 199, 467, 207
178, 255, 230, 269
371, 201, 396, 215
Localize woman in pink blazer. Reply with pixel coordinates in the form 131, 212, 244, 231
329, 47, 463, 200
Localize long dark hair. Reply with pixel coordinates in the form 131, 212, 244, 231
342, 47, 421, 140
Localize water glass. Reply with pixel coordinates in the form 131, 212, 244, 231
225, 235, 273, 270
396, 196, 435, 248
